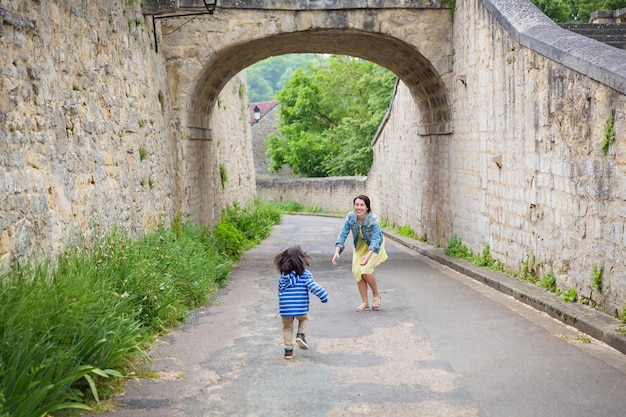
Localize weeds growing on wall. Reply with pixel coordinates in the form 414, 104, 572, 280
442, 0, 456, 18
619, 306, 626, 324
0, 200, 281, 417
380, 219, 426, 241
591, 261, 603, 292
561, 288, 578, 302
538, 270, 557, 293
600, 110, 616, 153
219, 164, 228, 188
443, 236, 503, 271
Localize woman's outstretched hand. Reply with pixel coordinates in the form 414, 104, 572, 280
332, 250, 340, 266
360, 250, 373, 266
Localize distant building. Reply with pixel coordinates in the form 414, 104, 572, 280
249, 101, 293, 177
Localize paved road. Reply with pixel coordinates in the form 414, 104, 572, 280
93, 215, 626, 417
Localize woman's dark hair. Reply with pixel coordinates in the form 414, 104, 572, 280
354, 195, 371, 213
274, 245, 311, 276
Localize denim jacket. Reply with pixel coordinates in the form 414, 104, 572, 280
335, 211, 384, 254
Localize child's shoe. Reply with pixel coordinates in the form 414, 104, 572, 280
295, 333, 309, 350
284, 349, 294, 359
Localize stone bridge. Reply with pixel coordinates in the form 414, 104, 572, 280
145, 0, 452, 138
1, 0, 625, 315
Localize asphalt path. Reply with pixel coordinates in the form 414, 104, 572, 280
92, 214, 626, 417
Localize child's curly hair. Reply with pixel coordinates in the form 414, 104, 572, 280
274, 245, 311, 276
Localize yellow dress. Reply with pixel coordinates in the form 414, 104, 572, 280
352, 230, 388, 282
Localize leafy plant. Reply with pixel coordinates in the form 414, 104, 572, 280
444, 235, 472, 260
591, 261, 603, 291
600, 110, 615, 153
561, 288, 578, 302
539, 270, 557, 293
518, 254, 542, 283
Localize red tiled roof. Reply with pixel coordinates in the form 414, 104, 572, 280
250, 100, 278, 123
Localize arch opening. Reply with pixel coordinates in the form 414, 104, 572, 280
186, 29, 452, 138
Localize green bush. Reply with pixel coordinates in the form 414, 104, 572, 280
213, 221, 244, 260
539, 271, 557, 293
444, 235, 472, 260
561, 288, 578, 303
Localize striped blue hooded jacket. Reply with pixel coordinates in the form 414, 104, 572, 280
278, 269, 328, 317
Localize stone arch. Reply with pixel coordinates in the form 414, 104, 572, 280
186, 29, 452, 139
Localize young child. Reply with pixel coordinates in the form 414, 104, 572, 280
275, 245, 328, 359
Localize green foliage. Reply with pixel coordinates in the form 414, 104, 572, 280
219, 164, 228, 188
530, 0, 626, 22
444, 235, 473, 260
272, 200, 305, 212
600, 111, 616, 154
267, 55, 396, 177
157, 90, 165, 111
380, 220, 426, 242
473, 244, 495, 267
0, 201, 281, 416
219, 201, 282, 253
561, 288, 578, 302
443, 236, 504, 271
247, 54, 322, 102
518, 254, 543, 283
213, 221, 244, 260
591, 261, 603, 291
539, 270, 558, 293
442, 0, 456, 18
265, 200, 323, 213
139, 145, 149, 161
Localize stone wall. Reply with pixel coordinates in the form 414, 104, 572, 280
256, 176, 366, 214
369, 0, 626, 315
0, 0, 254, 266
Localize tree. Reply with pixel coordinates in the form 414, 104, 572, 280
247, 54, 322, 102
530, 0, 626, 22
266, 55, 396, 177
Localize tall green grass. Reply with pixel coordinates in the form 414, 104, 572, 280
0, 201, 281, 417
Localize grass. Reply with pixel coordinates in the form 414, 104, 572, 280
0, 200, 281, 417
266, 200, 323, 213
139, 145, 149, 161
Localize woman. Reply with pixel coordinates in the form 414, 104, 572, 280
332, 195, 388, 312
